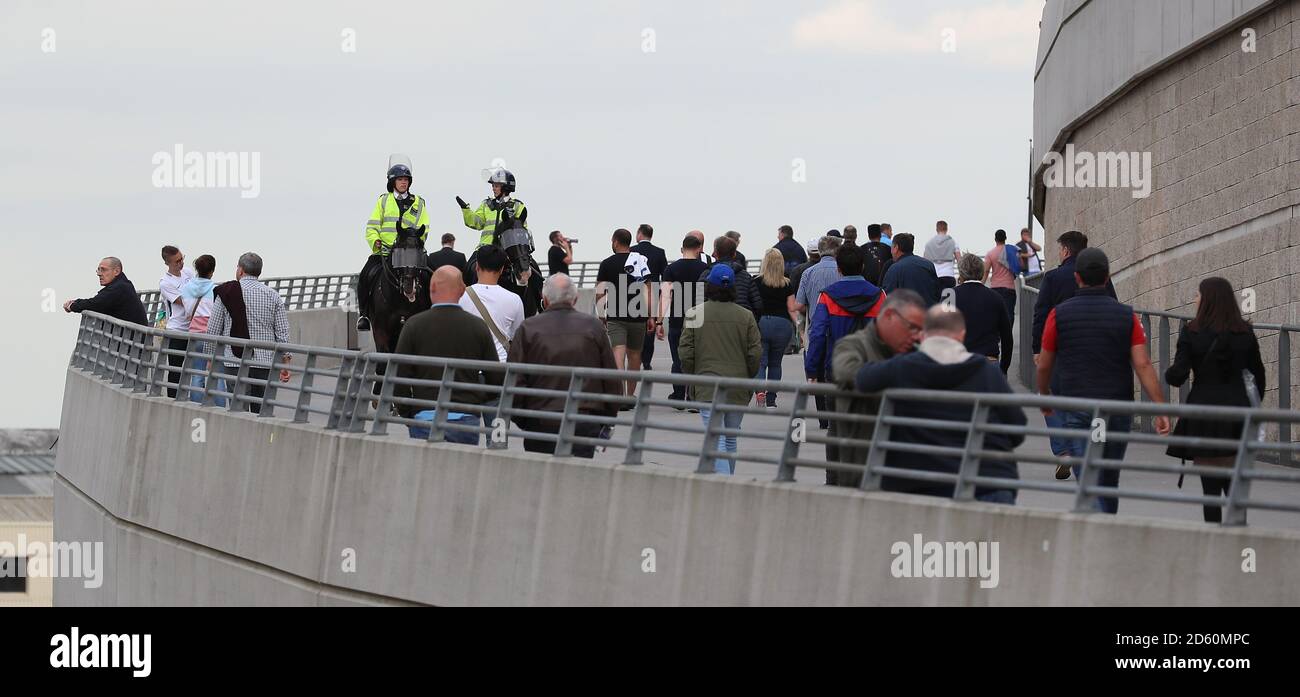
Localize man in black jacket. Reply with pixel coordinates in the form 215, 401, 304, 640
697, 235, 762, 319
1030, 230, 1116, 356
854, 306, 1024, 503
64, 257, 148, 325
428, 233, 467, 274
630, 224, 669, 369
953, 254, 1014, 374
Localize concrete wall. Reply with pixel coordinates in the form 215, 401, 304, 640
1037, 0, 1300, 411
1034, 0, 1277, 171
54, 366, 1300, 606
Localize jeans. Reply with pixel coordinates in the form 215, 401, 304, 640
189, 357, 227, 407
221, 364, 270, 414
408, 410, 481, 445
667, 324, 685, 400
992, 287, 1017, 321
976, 489, 1017, 505
756, 316, 794, 405
1055, 410, 1131, 514
700, 408, 744, 474
522, 419, 604, 459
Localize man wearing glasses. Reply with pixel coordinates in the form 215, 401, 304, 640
825, 289, 927, 488
158, 245, 196, 397
64, 257, 148, 326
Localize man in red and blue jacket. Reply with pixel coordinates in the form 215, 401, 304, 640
806, 244, 886, 383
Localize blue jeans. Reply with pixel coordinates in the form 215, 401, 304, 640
1055, 410, 1131, 514
188, 357, 227, 407
700, 408, 744, 474
408, 410, 481, 445
756, 316, 793, 404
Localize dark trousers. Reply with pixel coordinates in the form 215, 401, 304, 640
358, 254, 383, 316
1201, 473, 1234, 523
165, 337, 188, 398
522, 418, 603, 459
992, 287, 1017, 320
641, 327, 656, 370
938, 276, 956, 291
668, 324, 685, 400
221, 363, 270, 414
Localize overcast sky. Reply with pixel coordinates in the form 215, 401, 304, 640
0, 0, 1043, 427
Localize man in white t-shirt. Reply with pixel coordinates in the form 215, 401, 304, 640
458, 245, 525, 361
159, 244, 196, 398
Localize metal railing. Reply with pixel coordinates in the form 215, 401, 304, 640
138, 274, 359, 320
71, 311, 1300, 527
1016, 273, 1297, 465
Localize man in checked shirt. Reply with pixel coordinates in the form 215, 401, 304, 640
206, 252, 292, 413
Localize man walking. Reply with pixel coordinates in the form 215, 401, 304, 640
630, 224, 669, 370
458, 245, 526, 362
1035, 248, 1170, 511
508, 274, 622, 457
659, 235, 709, 409
881, 233, 941, 306
428, 233, 467, 274
923, 220, 960, 292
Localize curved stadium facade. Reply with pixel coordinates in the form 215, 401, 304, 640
1032, 0, 1298, 409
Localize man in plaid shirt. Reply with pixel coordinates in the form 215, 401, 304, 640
206, 252, 291, 413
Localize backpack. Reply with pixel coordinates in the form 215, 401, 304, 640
1003, 244, 1022, 276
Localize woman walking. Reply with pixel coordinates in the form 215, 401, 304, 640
1165, 277, 1266, 523
753, 249, 798, 408
678, 265, 762, 475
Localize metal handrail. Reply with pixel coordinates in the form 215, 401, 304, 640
71, 310, 1300, 527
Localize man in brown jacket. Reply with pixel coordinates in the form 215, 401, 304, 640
828, 288, 926, 486
507, 273, 622, 458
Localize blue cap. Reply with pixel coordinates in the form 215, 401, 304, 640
707, 264, 734, 287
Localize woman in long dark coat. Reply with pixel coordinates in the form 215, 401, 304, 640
1165, 277, 1266, 523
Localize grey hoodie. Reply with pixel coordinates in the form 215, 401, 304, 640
923, 233, 958, 269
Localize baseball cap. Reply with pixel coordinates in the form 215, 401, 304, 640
805, 238, 819, 253
706, 264, 735, 288
1075, 247, 1109, 276
826, 229, 842, 238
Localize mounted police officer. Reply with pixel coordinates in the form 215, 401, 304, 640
357, 154, 429, 332
457, 168, 528, 250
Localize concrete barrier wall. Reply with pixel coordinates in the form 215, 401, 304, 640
54, 367, 1300, 606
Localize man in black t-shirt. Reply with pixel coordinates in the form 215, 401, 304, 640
596, 228, 654, 402
630, 224, 669, 370
658, 234, 709, 406
547, 230, 573, 277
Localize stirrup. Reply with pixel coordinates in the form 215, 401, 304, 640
356, 316, 371, 332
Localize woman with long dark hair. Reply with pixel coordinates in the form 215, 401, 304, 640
1165, 277, 1266, 523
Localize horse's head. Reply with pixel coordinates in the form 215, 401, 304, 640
387, 233, 428, 304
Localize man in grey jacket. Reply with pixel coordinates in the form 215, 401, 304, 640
827, 289, 927, 487
923, 220, 960, 292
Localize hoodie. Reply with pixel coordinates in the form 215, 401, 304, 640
805, 276, 885, 379
854, 336, 1024, 498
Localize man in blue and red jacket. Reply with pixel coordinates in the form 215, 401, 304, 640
806, 244, 886, 384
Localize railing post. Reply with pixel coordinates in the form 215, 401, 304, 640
226, 351, 253, 413
623, 377, 651, 465
953, 402, 989, 501
293, 353, 317, 423
370, 357, 398, 436
1071, 408, 1103, 514
1279, 329, 1292, 467
554, 374, 585, 458
425, 365, 456, 442
172, 337, 194, 402
487, 368, 518, 450
859, 394, 893, 491
132, 328, 154, 393
327, 355, 358, 430
695, 388, 725, 474
259, 348, 283, 418
1222, 413, 1256, 527
775, 389, 809, 482
147, 333, 169, 397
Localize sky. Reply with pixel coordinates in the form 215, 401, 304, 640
0, 0, 1044, 427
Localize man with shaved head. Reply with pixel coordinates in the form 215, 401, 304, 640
852, 306, 1025, 504
64, 256, 148, 325
394, 264, 502, 445
688, 230, 714, 265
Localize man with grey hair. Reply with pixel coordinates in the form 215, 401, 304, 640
724, 230, 745, 266
852, 306, 1024, 503
827, 289, 926, 486
506, 273, 622, 458
64, 256, 148, 325
206, 252, 291, 413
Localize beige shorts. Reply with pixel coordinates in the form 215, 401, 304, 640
606, 319, 648, 348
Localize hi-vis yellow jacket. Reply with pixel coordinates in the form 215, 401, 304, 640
365, 193, 429, 254
462, 197, 527, 248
